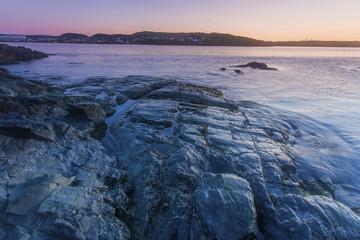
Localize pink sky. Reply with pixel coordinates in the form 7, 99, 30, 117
1, 0, 360, 41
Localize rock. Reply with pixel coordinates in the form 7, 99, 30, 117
245, 62, 268, 68
265, 194, 360, 239
235, 62, 278, 71
220, 67, 226, 71
67, 102, 108, 140
194, 173, 257, 240
0, 74, 359, 240
0, 138, 131, 240
0, 113, 56, 141
107, 80, 360, 239
0, 97, 28, 114
234, 69, 242, 74
68, 103, 106, 123
0, 44, 48, 65
50, 218, 86, 240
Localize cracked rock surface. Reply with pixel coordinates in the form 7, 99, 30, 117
0, 73, 359, 239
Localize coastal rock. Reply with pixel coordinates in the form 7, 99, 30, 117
107, 80, 360, 239
68, 103, 106, 123
0, 74, 359, 240
0, 113, 56, 141
236, 61, 278, 70
0, 137, 131, 240
194, 173, 257, 240
0, 44, 48, 65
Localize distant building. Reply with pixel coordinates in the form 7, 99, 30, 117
0, 34, 26, 42
115, 38, 123, 43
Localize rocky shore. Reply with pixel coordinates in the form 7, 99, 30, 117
0, 68, 360, 239
0, 44, 48, 65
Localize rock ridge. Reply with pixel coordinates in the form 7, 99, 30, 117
0, 72, 359, 239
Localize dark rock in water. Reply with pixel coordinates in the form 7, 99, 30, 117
0, 44, 48, 65
0, 74, 359, 240
234, 69, 242, 74
235, 62, 278, 71
220, 67, 226, 71
245, 62, 268, 68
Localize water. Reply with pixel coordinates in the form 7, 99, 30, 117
4, 42, 360, 208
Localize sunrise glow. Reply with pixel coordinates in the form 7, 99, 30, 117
1, 0, 360, 41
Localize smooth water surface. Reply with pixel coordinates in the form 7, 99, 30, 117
5, 43, 360, 207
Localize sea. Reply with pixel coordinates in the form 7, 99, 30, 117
4, 42, 360, 209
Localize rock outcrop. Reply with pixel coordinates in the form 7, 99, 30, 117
236, 62, 278, 71
0, 72, 359, 239
0, 44, 48, 65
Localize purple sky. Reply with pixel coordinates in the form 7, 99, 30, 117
1, 0, 360, 41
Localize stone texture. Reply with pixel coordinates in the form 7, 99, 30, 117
0, 74, 359, 240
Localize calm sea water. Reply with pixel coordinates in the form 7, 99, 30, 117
5, 43, 360, 208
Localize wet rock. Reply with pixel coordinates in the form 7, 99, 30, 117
234, 69, 242, 74
194, 173, 257, 240
0, 74, 359, 240
219, 67, 226, 71
265, 194, 360, 239
108, 80, 360, 239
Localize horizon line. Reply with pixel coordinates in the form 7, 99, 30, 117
1, 31, 360, 43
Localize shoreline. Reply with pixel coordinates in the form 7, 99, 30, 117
0, 68, 359, 239
3, 40, 360, 48
1, 45, 359, 239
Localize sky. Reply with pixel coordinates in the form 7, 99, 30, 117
1, 0, 360, 41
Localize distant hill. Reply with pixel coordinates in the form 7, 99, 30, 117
0, 31, 360, 47
0, 31, 268, 46
59, 33, 90, 40
87, 31, 268, 46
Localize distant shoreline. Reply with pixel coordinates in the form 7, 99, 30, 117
3, 42, 360, 49
1, 31, 360, 48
